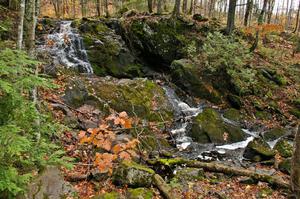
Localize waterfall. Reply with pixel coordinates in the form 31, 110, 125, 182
40, 21, 93, 73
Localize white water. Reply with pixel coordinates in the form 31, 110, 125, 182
40, 21, 93, 73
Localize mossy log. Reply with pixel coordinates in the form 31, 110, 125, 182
152, 174, 179, 199
149, 158, 290, 189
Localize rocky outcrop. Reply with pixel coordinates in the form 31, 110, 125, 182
188, 108, 245, 144
243, 138, 275, 162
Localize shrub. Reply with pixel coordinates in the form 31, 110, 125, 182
0, 49, 71, 198
203, 32, 257, 95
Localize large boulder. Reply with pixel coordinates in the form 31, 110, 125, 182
170, 59, 221, 103
243, 138, 275, 162
188, 108, 245, 144
63, 76, 174, 122
75, 19, 142, 78
263, 128, 286, 141
112, 161, 155, 187
274, 139, 293, 158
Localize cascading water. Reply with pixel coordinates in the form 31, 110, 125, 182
39, 21, 93, 73
164, 86, 282, 161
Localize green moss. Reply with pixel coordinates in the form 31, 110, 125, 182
127, 188, 153, 199
223, 108, 241, 122
122, 161, 155, 174
157, 158, 187, 166
263, 128, 286, 141
274, 139, 293, 158
290, 108, 300, 119
92, 191, 120, 199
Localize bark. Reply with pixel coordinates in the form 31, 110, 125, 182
182, 0, 187, 14
24, 0, 36, 53
172, 0, 181, 16
188, 0, 194, 15
267, 0, 275, 24
157, 0, 162, 14
244, 0, 253, 26
226, 0, 237, 34
149, 158, 290, 189
291, 126, 300, 198
294, 0, 300, 33
153, 174, 178, 199
104, 0, 109, 17
250, 0, 268, 52
96, 0, 101, 16
17, 0, 25, 50
148, 0, 153, 13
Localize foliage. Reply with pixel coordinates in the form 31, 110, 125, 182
0, 49, 71, 198
79, 111, 138, 174
203, 32, 257, 95
243, 24, 284, 37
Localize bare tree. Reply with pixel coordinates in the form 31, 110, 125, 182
294, 0, 300, 33
96, 0, 101, 17
148, 0, 153, 13
157, 0, 162, 14
226, 0, 237, 34
104, 0, 109, 17
182, 0, 187, 14
267, 0, 275, 24
24, 0, 37, 54
17, 0, 26, 49
291, 126, 300, 199
244, 0, 253, 26
173, 0, 181, 16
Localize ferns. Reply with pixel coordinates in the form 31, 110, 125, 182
0, 49, 69, 197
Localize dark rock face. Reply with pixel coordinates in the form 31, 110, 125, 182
112, 161, 154, 187
170, 59, 221, 103
76, 19, 142, 77
188, 108, 245, 144
243, 138, 275, 162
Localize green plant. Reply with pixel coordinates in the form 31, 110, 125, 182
203, 32, 256, 95
0, 49, 71, 198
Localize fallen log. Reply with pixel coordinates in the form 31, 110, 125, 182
152, 174, 179, 199
149, 158, 290, 189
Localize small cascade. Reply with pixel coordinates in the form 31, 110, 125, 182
40, 21, 93, 73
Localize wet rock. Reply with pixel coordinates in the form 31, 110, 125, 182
78, 19, 142, 78
223, 108, 241, 122
189, 108, 245, 144
112, 161, 155, 187
243, 138, 275, 162
171, 59, 221, 103
278, 158, 291, 174
263, 128, 286, 142
63, 78, 89, 108
274, 139, 293, 158
173, 167, 204, 182
21, 166, 74, 199
126, 188, 154, 199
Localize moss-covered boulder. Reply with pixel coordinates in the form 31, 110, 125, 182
243, 138, 275, 162
112, 161, 155, 187
278, 158, 291, 174
223, 108, 241, 122
274, 139, 293, 158
172, 167, 204, 182
76, 19, 142, 77
126, 188, 153, 199
171, 59, 221, 103
188, 108, 245, 144
123, 17, 201, 66
263, 128, 286, 141
64, 76, 174, 122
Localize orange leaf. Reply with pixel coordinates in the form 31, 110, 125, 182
119, 111, 128, 118
119, 151, 131, 160
78, 131, 86, 139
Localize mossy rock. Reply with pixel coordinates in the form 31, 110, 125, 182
63, 78, 89, 108
274, 139, 293, 158
173, 167, 204, 182
171, 59, 221, 104
278, 158, 291, 174
83, 77, 174, 122
223, 108, 241, 122
243, 138, 275, 162
78, 20, 142, 78
92, 191, 121, 199
126, 188, 153, 199
124, 17, 200, 66
188, 108, 245, 144
263, 128, 286, 141
112, 161, 154, 187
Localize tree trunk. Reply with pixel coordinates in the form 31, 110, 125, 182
17, 0, 25, 50
172, 0, 181, 16
293, 0, 300, 33
250, 0, 268, 52
226, 0, 237, 34
104, 0, 109, 17
96, 0, 101, 16
148, 0, 153, 13
267, 0, 275, 24
188, 0, 193, 15
285, 0, 290, 29
157, 0, 162, 14
291, 126, 300, 198
24, 0, 36, 54
244, 0, 253, 26
182, 0, 187, 14
208, 0, 215, 17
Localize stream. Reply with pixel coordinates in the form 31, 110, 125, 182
40, 21, 283, 163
